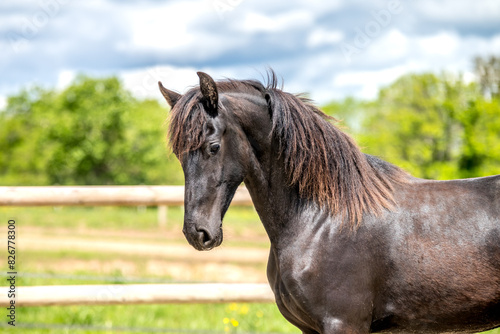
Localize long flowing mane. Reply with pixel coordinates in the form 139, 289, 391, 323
168, 73, 409, 228
266, 78, 409, 226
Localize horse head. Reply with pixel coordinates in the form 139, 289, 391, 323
158, 72, 267, 250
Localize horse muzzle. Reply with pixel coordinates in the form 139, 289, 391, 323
183, 222, 223, 251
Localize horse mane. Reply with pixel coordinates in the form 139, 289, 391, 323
265, 77, 409, 227
168, 72, 409, 228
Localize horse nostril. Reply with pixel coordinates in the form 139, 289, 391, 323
197, 228, 212, 245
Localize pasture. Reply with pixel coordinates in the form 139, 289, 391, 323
0, 205, 298, 333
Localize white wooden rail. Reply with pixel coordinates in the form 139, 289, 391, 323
0, 283, 275, 307
0, 185, 253, 227
0, 186, 253, 206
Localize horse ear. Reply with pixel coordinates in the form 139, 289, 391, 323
197, 71, 218, 117
158, 81, 181, 108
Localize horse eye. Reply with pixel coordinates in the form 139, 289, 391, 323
209, 143, 220, 155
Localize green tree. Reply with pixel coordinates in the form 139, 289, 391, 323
356, 73, 500, 179
0, 76, 183, 185
0, 87, 58, 184
322, 97, 368, 135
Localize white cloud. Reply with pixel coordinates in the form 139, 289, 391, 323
333, 66, 411, 99
416, 0, 500, 24
124, 2, 207, 53
240, 10, 313, 33
120, 65, 200, 101
365, 29, 410, 61
295, 0, 343, 12
307, 28, 344, 48
417, 32, 460, 56
57, 69, 76, 90
119, 1, 253, 64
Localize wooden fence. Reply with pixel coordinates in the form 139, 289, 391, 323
0, 185, 253, 227
0, 284, 274, 307
0, 185, 252, 206
0, 186, 270, 307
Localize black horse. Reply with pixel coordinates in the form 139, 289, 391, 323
159, 71, 500, 334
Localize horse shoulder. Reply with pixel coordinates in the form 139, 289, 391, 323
269, 212, 385, 333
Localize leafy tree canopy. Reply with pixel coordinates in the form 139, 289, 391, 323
0, 75, 183, 185
323, 72, 500, 179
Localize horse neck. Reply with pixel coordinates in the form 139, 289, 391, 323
244, 151, 302, 244
232, 93, 407, 243
228, 97, 303, 243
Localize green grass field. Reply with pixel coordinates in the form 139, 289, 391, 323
2, 302, 298, 333
1, 205, 297, 333
1, 206, 499, 334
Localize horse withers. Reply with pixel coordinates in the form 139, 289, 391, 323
159, 71, 500, 334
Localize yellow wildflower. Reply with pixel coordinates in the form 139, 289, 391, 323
239, 304, 249, 315
229, 303, 238, 311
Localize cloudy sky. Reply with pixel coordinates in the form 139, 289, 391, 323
2, 0, 500, 108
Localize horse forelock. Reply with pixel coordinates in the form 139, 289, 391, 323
168, 89, 205, 157
168, 79, 266, 157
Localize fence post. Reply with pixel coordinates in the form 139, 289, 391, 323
157, 205, 168, 228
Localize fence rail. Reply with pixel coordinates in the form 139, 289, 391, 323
0, 186, 253, 206
0, 284, 274, 307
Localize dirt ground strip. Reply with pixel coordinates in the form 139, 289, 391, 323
17, 227, 271, 283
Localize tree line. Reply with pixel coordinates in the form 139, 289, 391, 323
1, 57, 499, 185
324, 56, 500, 179
0, 76, 182, 185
